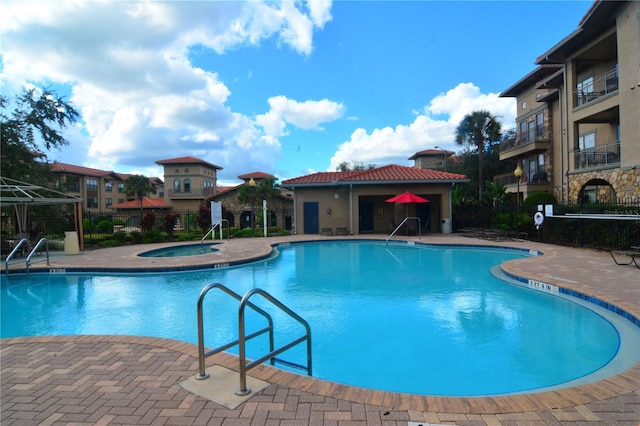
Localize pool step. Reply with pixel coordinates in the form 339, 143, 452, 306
272, 357, 307, 371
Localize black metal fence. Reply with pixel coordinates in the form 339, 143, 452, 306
452, 200, 640, 251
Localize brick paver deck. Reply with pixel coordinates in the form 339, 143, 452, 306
2, 235, 639, 425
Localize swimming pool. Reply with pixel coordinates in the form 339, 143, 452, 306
1, 240, 638, 396
138, 243, 219, 257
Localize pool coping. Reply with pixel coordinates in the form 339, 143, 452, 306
2, 234, 639, 415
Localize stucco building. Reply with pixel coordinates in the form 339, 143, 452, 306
499, 0, 639, 203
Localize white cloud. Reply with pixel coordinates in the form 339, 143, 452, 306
328, 83, 516, 170
0, 0, 334, 182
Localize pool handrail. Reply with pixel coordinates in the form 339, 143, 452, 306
201, 219, 230, 246
236, 288, 312, 395
195, 283, 312, 397
386, 216, 421, 245
4, 238, 28, 276
196, 283, 274, 380
26, 238, 49, 276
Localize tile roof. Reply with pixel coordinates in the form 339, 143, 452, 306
281, 164, 468, 186
155, 156, 222, 170
50, 162, 118, 178
237, 171, 277, 180
408, 149, 454, 160
109, 197, 172, 209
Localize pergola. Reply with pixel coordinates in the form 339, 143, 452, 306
0, 176, 85, 251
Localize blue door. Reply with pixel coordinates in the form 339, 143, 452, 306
303, 202, 319, 234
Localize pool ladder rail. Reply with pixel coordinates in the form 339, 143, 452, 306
4, 237, 49, 276
196, 283, 312, 396
386, 216, 422, 245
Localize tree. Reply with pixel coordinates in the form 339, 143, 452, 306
237, 178, 281, 228
124, 175, 152, 221
336, 161, 376, 171
454, 110, 502, 202
1, 87, 79, 182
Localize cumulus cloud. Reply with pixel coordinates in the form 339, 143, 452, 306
328, 83, 516, 171
0, 0, 334, 181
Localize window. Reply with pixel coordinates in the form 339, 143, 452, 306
536, 112, 544, 138
174, 178, 181, 192
175, 168, 179, 173
184, 178, 191, 192
118, 183, 124, 193
519, 121, 527, 143
577, 76, 594, 105
184, 168, 189, 173
54, 179, 60, 189
106, 198, 112, 207
86, 178, 98, 191
86, 197, 98, 209
579, 132, 596, 151
521, 101, 526, 110
105, 181, 113, 192
527, 120, 536, 143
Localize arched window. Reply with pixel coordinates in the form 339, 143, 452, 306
174, 178, 181, 192
184, 178, 191, 192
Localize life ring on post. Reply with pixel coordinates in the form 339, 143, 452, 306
534, 212, 544, 226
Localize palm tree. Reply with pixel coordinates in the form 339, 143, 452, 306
237, 178, 281, 229
124, 175, 152, 222
454, 110, 502, 202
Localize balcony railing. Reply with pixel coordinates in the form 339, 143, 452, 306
575, 67, 618, 107
494, 171, 550, 187
167, 188, 216, 198
573, 141, 620, 170
500, 123, 550, 153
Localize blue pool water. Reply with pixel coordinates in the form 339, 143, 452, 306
1, 241, 635, 396
138, 243, 218, 257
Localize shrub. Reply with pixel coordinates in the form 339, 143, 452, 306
143, 229, 164, 243
523, 191, 557, 207
96, 220, 113, 233
140, 212, 157, 233
232, 228, 262, 238
130, 231, 143, 244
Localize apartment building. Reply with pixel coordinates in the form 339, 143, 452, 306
49, 162, 163, 212
155, 156, 222, 211
499, 0, 639, 203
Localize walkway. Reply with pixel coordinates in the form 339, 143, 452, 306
2, 234, 639, 425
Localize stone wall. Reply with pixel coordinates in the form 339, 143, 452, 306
568, 168, 640, 202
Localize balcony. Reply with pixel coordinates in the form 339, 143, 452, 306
574, 68, 618, 107
499, 123, 551, 161
494, 172, 551, 197
167, 188, 216, 199
573, 141, 620, 171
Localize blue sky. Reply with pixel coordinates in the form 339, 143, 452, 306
0, 1, 592, 185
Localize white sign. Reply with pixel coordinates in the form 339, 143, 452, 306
210, 202, 222, 239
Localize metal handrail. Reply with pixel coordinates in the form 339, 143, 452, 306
194, 283, 312, 398
201, 219, 230, 248
26, 238, 49, 276
386, 216, 422, 245
4, 238, 28, 276
237, 288, 312, 395
196, 283, 274, 380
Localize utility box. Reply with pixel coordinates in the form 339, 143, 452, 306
441, 218, 452, 234
64, 231, 80, 255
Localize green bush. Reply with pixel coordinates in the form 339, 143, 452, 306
96, 220, 113, 233
143, 229, 165, 243
98, 239, 120, 248
113, 219, 126, 227
232, 228, 263, 238
130, 231, 143, 244
523, 191, 557, 207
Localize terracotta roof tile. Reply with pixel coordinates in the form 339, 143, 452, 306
237, 171, 277, 180
50, 162, 118, 178
109, 197, 172, 209
155, 156, 222, 170
282, 164, 467, 185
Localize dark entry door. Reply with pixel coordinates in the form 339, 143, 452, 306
416, 202, 432, 232
303, 202, 319, 234
359, 200, 374, 233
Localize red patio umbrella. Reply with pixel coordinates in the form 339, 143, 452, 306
385, 191, 430, 218
385, 191, 430, 204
